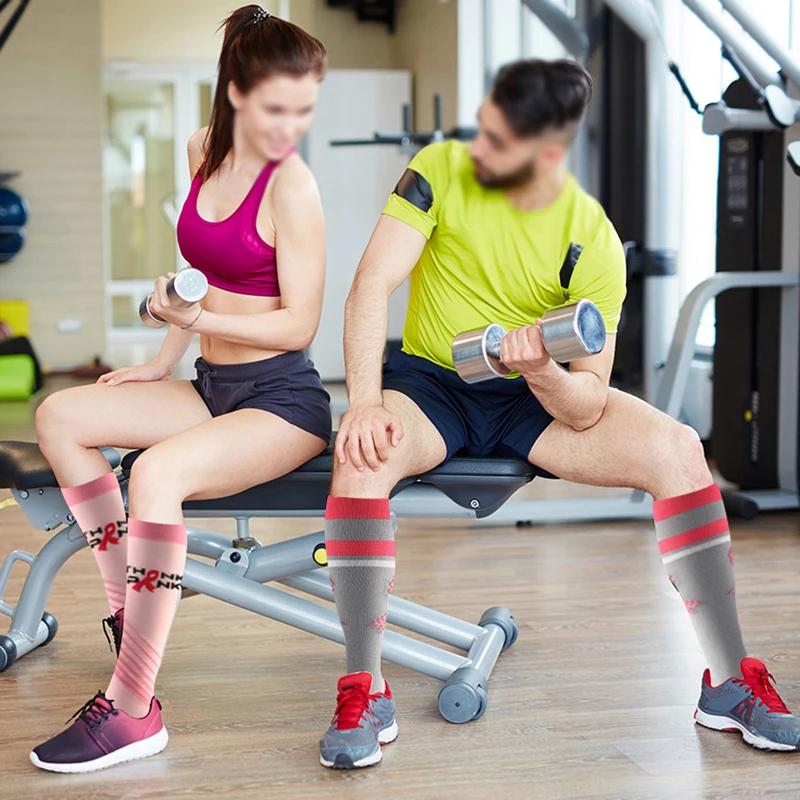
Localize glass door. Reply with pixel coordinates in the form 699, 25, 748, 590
102, 63, 216, 352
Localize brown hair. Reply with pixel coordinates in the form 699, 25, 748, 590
200, 5, 327, 180
491, 59, 593, 139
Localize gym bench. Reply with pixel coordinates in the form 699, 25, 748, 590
0, 439, 530, 723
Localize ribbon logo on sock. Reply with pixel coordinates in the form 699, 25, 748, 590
127, 566, 183, 592
87, 520, 127, 551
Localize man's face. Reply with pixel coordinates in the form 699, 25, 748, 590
468, 97, 567, 189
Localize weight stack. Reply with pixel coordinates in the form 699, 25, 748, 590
712, 79, 783, 489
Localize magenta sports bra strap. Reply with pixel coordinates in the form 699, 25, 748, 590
242, 147, 296, 214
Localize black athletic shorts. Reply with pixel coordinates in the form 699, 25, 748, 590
382, 350, 557, 476
191, 351, 332, 444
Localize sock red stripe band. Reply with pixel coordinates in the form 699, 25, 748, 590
658, 518, 730, 555
128, 519, 187, 545
326, 540, 396, 557
61, 472, 119, 505
653, 484, 722, 522
325, 497, 391, 520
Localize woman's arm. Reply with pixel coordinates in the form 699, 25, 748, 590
150, 131, 210, 366
189, 159, 326, 351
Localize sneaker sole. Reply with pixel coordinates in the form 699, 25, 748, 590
30, 726, 169, 773
695, 708, 798, 752
319, 720, 399, 769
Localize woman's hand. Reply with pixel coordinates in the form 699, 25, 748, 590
147, 273, 204, 329
97, 359, 174, 386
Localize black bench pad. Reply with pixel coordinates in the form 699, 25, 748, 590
0, 441, 536, 519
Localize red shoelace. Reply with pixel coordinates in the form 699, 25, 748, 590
736, 663, 790, 714
332, 684, 372, 730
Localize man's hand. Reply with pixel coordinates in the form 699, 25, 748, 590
499, 322, 551, 379
335, 403, 404, 472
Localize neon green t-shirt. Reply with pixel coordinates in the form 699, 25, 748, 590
382, 140, 627, 371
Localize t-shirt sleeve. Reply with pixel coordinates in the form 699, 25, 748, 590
566, 219, 627, 335
381, 143, 451, 240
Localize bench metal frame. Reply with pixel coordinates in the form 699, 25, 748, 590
0, 451, 525, 724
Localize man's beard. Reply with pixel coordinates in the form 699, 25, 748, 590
473, 158, 535, 189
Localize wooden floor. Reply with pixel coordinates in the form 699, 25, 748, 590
2, 390, 800, 799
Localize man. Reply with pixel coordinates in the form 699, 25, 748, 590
318, 59, 800, 769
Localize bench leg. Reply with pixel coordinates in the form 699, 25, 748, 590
181, 556, 467, 680
0, 521, 86, 671
182, 555, 517, 723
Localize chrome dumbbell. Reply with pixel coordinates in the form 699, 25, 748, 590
139, 269, 209, 328
452, 299, 606, 384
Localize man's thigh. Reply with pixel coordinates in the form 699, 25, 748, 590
330, 389, 448, 497
527, 388, 708, 495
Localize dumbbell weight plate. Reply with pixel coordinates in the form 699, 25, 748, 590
168, 268, 208, 305
452, 323, 510, 383
540, 299, 606, 363
139, 269, 209, 328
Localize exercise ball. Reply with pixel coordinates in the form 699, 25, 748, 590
0, 231, 25, 263
0, 187, 28, 230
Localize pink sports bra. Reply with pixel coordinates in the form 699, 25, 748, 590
177, 153, 293, 297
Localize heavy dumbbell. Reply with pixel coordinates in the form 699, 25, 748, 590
452, 299, 606, 384
139, 269, 209, 328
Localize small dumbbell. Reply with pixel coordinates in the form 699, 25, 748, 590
452, 299, 606, 384
139, 269, 209, 328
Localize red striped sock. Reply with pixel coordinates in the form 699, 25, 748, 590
653, 484, 746, 683
105, 519, 187, 718
62, 473, 128, 614
326, 497, 394, 692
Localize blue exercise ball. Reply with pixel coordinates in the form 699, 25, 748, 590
0, 188, 28, 230
0, 231, 25, 262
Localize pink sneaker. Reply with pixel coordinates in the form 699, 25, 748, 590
30, 692, 168, 773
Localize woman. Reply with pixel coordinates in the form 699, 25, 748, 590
30, 5, 330, 773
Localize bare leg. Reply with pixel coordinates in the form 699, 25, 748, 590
108, 409, 327, 716
528, 387, 710, 500
326, 390, 447, 692
330, 390, 447, 497
529, 388, 745, 684
35, 381, 212, 487
127, 409, 327, 522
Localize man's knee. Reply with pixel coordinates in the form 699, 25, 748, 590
330, 456, 406, 498
656, 420, 710, 481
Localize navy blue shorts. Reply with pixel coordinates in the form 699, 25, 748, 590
383, 350, 557, 476
191, 351, 332, 444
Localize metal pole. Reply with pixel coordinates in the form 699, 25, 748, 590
521, 0, 589, 57
720, 0, 800, 89
682, 0, 783, 88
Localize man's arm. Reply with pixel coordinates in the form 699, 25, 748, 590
345, 215, 426, 404
335, 215, 427, 468
502, 326, 616, 431
507, 217, 627, 430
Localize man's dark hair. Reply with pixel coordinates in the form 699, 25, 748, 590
491, 59, 593, 139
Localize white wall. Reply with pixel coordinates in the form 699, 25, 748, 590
0, 0, 105, 370
102, 0, 279, 61
305, 70, 412, 381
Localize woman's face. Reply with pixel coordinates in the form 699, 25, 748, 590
229, 73, 321, 161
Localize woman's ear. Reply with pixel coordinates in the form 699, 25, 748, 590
227, 80, 243, 111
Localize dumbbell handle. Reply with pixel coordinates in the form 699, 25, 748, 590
140, 269, 208, 328
496, 301, 605, 362
452, 300, 606, 384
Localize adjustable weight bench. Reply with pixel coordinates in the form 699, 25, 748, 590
0, 438, 533, 723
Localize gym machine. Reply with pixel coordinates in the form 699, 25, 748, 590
675, 0, 800, 517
